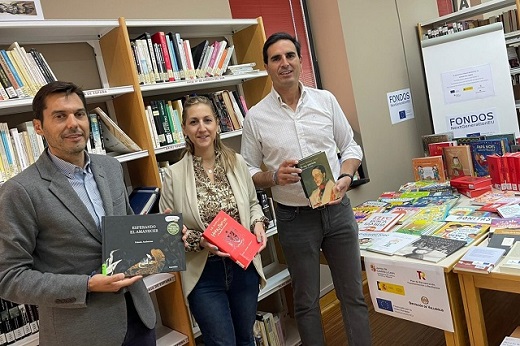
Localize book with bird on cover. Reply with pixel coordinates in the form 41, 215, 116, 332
101, 213, 185, 277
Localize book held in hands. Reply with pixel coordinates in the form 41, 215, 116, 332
102, 214, 186, 276
296, 151, 338, 209
203, 210, 261, 269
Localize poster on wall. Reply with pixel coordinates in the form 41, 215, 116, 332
445, 107, 500, 138
386, 88, 414, 125
441, 64, 495, 104
0, 1, 44, 21
364, 255, 454, 332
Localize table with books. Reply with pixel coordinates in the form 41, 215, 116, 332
354, 180, 520, 346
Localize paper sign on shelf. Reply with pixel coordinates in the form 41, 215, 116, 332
364, 255, 454, 332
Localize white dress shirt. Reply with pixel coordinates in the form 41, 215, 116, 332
241, 83, 363, 206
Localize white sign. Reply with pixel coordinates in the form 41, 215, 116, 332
386, 88, 414, 124
364, 256, 454, 332
445, 107, 500, 137
442, 64, 495, 104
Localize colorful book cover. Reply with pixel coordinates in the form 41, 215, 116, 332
411, 156, 446, 182
394, 235, 466, 263
428, 141, 455, 156
357, 212, 405, 232
421, 132, 453, 156
296, 151, 338, 209
203, 210, 261, 269
433, 221, 489, 245
469, 139, 506, 177
406, 205, 450, 223
396, 220, 445, 236
102, 214, 186, 277
352, 204, 386, 223
387, 206, 421, 224
490, 217, 520, 234
443, 145, 474, 178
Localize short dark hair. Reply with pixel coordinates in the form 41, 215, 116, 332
32, 81, 87, 123
263, 32, 301, 65
312, 165, 327, 175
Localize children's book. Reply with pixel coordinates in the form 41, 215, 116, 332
395, 220, 445, 236
411, 156, 446, 182
358, 231, 392, 250
394, 235, 466, 263
405, 205, 450, 223
101, 214, 186, 276
454, 246, 506, 274
296, 151, 338, 209
387, 206, 421, 224
432, 221, 489, 245
365, 233, 420, 255
352, 202, 387, 222
443, 145, 474, 179
450, 176, 491, 190
357, 212, 405, 232
444, 206, 493, 224
469, 139, 507, 177
497, 204, 520, 218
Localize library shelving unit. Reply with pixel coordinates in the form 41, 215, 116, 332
122, 18, 301, 345
0, 18, 190, 345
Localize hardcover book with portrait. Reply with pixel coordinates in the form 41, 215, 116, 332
101, 214, 186, 277
297, 151, 337, 208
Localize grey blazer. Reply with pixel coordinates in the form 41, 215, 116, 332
0, 152, 156, 346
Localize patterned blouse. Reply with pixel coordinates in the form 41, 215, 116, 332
184, 152, 241, 252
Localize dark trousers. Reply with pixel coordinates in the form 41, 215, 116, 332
276, 196, 371, 346
122, 292, 156, 346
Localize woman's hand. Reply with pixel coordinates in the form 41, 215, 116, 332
253, 222, 267, 253
200, 236, 230, 257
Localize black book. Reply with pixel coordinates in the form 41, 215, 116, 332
191, 40, 209, 72
296, 151, 337, 209
6, 301, 25, 341
0, 300, 15, 345
23, 304, 38, 334
256, 189, 275, 229
129, 187, 160, 215
488, 229, 520, 255
395, 235, 466, 263
102, 213, 186, 277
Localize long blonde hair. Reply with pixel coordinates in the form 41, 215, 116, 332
181, 95, 236, 171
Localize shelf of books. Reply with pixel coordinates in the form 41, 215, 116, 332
259, 264, 291, 301
12, 333, 39, 346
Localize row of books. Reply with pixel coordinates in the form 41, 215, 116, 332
422, 8, 519, 40
0, 108, 143, 184
0, 121, 45, 184
417, 132, 518, 182
145, 90, 246, 149
0, 43, 57, 101
355, 184, 478, 262
130, 31, 235, 84
254, 311, 285, 346
0, 298, 39, 345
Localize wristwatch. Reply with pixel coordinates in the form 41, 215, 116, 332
338, 173, 354, 184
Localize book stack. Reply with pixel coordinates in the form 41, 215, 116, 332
130, 32, 237, 84
0, 298, 39, 344
450, 176, 492, 198
225, 62, 258, 76
0, 43, 57, 100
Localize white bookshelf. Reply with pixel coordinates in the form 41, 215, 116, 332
11, 332, 39, 346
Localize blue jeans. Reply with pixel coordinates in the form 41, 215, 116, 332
188, 256, 260, 346
276, 196, 371, 346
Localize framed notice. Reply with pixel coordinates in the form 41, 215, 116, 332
0, 1, 44, 21
364, 256, 454, 332
421, 22, 519, 138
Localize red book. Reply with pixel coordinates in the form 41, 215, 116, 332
458, 185, 493, 198
428, 141, 455, 156
450, 176, 492, 190
487, 155, 504, 190
151, 31, 175, 81
203, 211, 261, 269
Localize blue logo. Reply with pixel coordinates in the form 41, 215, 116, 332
399, 110, 406, 119
376, 298, 393, 312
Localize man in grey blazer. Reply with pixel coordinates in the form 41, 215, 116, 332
0, 81, 156, 345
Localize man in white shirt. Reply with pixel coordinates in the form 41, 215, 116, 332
241, 32, 371, 346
